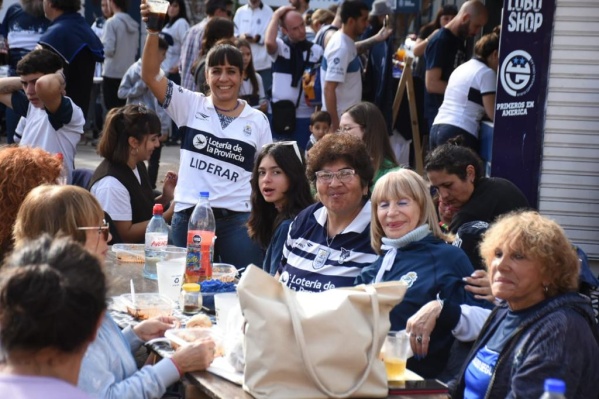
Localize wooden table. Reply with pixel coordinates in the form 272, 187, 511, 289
104, 250, 158, 296
105, 250, 447, 399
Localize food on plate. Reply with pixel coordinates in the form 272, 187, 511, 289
186, 313, 213, 328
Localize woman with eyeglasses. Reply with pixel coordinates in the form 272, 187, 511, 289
12, 184, 217, 399
141, 4, 272, 269
247, 141, 313, 275
276, 133, 378, 290
89, 104, 177, 244
0, 235, 107, 399
338, 102, 400, 185
355, 169, 491, 380
0, 146, 63, 258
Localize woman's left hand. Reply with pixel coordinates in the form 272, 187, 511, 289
162, 171, 178, 199
133, 316, 181, 342
406, 300, 442, 358
464, 270, 495, 303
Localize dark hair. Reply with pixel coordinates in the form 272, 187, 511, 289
343, 102, 398, 174
22, 0, 46, 18
16, 49, 63, 76
235, 38, 259, 97
248, 143, 313, 248
167, 0, 188, 26
425, 142, 484, 184
97, 104, 161, 165
307, 133, 374, 190
340, 0, 369, 24
0, 235, 107, 354
201, 17, 235, 56
419, 4, 458, 36
474, 25, 500, 61
46, 0, 81, 13
206, 41, 243, 72
206, 0, 232, 16
111, 0, 127, 11
158, 37, 169, 51
310, 110, 332, 126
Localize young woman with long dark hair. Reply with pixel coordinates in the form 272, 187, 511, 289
247, 141, 313, 274
235, 38, 267, 113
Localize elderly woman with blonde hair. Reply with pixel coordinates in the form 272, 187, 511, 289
355, 169, 490, 380
451, 211, 599, 398
0, 146, 63, 256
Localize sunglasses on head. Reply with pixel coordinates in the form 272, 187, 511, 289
77, 220, 110, 242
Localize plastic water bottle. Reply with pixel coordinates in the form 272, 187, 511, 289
185, 192, 216, 283
540, 378, 566, 399
144, 204, 168, 280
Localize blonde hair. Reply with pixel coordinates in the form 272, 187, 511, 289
480, 211, 579, 297
370, 169, 442, 254
13, 185, 105, 247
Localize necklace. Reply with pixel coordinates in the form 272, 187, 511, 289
324, 218, 337, 247
214, 100, 241, 113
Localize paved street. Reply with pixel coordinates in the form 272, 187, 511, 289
75, 141, 181, 187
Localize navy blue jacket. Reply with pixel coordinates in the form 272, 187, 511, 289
356, 234, 491, 378
452, 293, 599, 399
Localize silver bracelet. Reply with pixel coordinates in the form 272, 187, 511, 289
155, 69, 165, 82
147, 30, 160, 36
436, 292, 444, 312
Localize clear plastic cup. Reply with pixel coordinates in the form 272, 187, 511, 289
382, 331, 411, 381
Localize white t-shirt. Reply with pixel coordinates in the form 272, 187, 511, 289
320, 30, 362, 118
239, 73, 266, 109
433, 58, 497, 137
233, 4, 273, 71
162, 81, 273, 212
161, 18, 190, 73
90, 168, 142, 221
13, 94, 84, 183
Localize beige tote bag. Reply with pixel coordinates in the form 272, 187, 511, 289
238, 265, 407, 399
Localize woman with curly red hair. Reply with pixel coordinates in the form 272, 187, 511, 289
0, 146, 62, 257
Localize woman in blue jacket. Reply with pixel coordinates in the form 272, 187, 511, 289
355, 169, 491, 379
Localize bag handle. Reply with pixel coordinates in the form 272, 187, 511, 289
283, 285, 382, 398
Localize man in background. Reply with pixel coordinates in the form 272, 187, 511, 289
424, 0, 488, 131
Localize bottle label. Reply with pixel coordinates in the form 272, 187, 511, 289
185, 231, 214, 283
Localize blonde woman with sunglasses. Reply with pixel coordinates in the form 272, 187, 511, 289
12, 184, 217, 399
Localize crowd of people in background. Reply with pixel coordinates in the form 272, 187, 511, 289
0, 0, 598, 398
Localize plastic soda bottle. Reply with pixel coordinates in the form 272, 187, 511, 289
185, 192, 216, 283
540, 379, 566, 399
144, 204, 169, 280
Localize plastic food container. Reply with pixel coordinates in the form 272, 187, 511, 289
112, 244, 145, 263
120, 293, 174, 320
165, 327, 224, 355
212, 263, 237, 282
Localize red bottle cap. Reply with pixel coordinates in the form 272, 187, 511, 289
153, 204, 164, 215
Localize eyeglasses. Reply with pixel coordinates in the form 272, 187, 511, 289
263, 141, 303, 164
77, 220, 110, 242
336, 125, 362, 134
315, 168, 356, 183
279, 141, 303, 163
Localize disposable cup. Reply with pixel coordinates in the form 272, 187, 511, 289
382, 331, 410, 381
157, 258, 186, 302
214, 293, 238, 333
160, 246, 187, 261
146, 0, 169, 31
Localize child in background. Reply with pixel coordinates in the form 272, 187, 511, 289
305, 110, 331, 158
118, 37, 170, 189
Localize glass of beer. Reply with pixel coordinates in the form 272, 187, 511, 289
382, 331, 410, 381
146, 0, 169, 31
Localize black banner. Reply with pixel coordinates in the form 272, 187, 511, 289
491, 0, 556, 207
